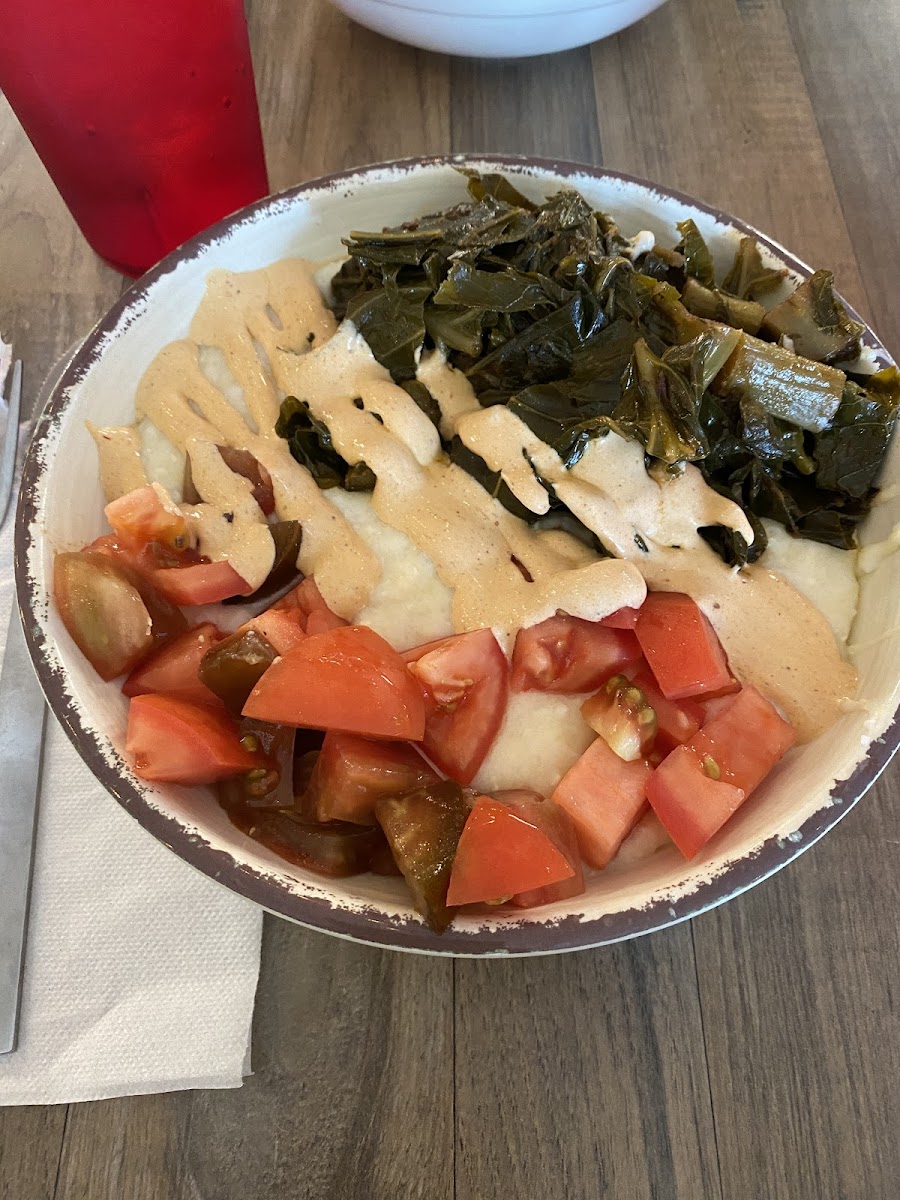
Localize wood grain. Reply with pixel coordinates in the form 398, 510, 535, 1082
779, 0, 900, 354
0, 1105, 67, 1200
450, 48, 603, 162
590, 0, 868, 313
54, 921, 454, 1200
454, 935, 722, 1200
246, 0, 450, 190
692, 781, 900, 1200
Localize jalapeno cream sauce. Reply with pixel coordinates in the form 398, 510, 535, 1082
90, 258, 859, 747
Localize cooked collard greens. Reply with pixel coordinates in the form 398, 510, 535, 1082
280, 171, 898, 564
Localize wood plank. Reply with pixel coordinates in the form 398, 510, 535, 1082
0, 1105, 68, 1200
454, 934, 722, 1200
450, 48, 603, 162
779, 0, 900, 353
691, 777, 900, 1199
55, 919, 454, 1200
590, 0, 868, 314
246, 0, 451, 190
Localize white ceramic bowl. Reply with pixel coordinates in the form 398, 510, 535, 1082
17, 155, 900, 955
327, 0, 668, 57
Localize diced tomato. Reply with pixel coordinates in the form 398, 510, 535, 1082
510, 614, 641, 695
123, 622, 222, 704
152, 560, 249, 606
305, 607, 349, 636
404, 628, 509, 785
88, 530, 202, 575
446, 797, 575, 907
234, 720, 296, 809
273, 577, 335, 620
645, 685, 796, 858
698, 693, 739, 725
255, 820, 390, 877
198, 629, 278, 715
369, 838, 404, 877
375, 781, 469, 932
104, 484, 187, 548
551, 736, 652, 869
309, 733, 438, 824
245, 608, 307, 656
55, 551, 154, 681
629, 665, 703, 752
581, 674, 658, 761
689, 685, 796, 794
634, 592, 733, 700
54, 549, 186, 681
256, 577, 348, 641
222, 792, 389, 876
491, 792, 586, 908
646, 747, 746, 859
243, 625, 426, 740
600, 606, 641, 629
126, 694, 262, 784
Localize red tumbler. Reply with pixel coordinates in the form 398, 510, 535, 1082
0, 0, 269, 276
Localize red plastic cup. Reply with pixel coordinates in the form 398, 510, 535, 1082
0, 0, 270, 276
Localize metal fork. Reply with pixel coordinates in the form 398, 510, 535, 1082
0, 359, 49, 1054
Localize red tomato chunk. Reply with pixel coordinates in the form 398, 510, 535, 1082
634, 592, 734, 700
216, 446, 276, 516
690, 685, 796, 794
629, 665, 703, 752
552, 736, 652, 868
104, 484, 186, 548
600, 606, 641, 629
242, 625, 426, 741
122, 622, 222, 704
274, 577, 343, 623
511, 614, 641, 694
244, 607, 307, 656
646, 747, 746, 860
152, 560, 249, 606
54, 550, 186, 681
446, 797, 575, 907
492, 791, 586, 908
126, 694, 262, 784
646, 685, 796, 858
405, 628, 509, 784
310, 733, 438, 825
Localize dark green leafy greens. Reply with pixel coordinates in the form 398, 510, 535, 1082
275, 396, 375, 491
675, 219, 715, 287
279, 171, 898, 563
761, 269, 865, 364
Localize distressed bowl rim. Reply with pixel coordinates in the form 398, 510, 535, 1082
15, 152, 900, 956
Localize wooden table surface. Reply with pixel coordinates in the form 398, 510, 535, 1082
1, 0, 898, 1195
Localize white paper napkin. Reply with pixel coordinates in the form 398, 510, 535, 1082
0, 364, 264, 1105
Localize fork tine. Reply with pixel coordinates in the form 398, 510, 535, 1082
0, 360, 23, 528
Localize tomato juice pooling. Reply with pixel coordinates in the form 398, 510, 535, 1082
0, 0, 269, 276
